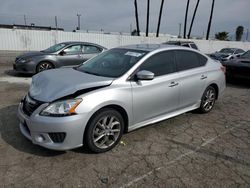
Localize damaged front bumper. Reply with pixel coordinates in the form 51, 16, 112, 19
17, 101, 89, 151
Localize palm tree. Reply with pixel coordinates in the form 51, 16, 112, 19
187, 0, 200, 39
156, 0, 165, 37
206, 0, 215, 40
146, 0, 150, 37
134, 0, 140, 36
183, 0, 190, 39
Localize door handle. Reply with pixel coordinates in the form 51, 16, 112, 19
169, 82, 179, 87
201, 75, 207, 80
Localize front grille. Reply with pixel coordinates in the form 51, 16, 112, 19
48, 133, 66, 143
23, 95, 43, 116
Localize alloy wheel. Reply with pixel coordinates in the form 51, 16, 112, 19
202, 88, 216, 112
92, 115, 121, 149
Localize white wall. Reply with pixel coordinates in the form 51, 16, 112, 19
0, 28, 250, 53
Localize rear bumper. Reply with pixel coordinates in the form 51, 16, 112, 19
17, 101, 89, 151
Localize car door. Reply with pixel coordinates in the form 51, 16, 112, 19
80, 45, 103, 62
57, 44, 83, 66
130, 50, 180, 125
175, 50, 208, 109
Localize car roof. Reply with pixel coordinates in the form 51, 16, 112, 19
164, 41, 195, 44
118, 44, 181, 52
59, 41, 106, 48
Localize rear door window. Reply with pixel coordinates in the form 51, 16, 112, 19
175, 50, 202, 71
83, 45, 102, 54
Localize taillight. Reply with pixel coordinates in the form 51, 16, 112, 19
220, 65, 226, 74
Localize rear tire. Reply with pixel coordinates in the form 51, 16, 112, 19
84, 108, 124, 153
199, 86, 216, 113
36, 62, 54, 73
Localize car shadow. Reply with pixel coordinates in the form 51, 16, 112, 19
0, 105, 64, 156
4, 69, 33, 78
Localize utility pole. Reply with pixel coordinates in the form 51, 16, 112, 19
134, 0, 140, 36
55, 16, 58, 30
183, 0, 190, 39
77, 14, 81, 30
246, 29, 249, 41
178, 23, 182, 38
187, 0, 200, 39
156, 0, 164, 37
206, 0, 215, 40
24, 15, 27, 26
146, 0, 150, 37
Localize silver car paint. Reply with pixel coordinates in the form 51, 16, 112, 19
30, 68, 114, 102
18, 45, 226, 150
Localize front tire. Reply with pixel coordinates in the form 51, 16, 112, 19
36, 62, 54, 73
85, 108, 124, 153
199, 86, 216, 113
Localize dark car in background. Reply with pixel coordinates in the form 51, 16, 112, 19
221, 50, 250, 80
209, 48, 245, 62
163, 41, 199, 50
13, 42, 107, 74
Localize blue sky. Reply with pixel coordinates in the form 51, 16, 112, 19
0, 0, 249, 39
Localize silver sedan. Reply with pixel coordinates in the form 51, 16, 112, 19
17, 44, 226, 153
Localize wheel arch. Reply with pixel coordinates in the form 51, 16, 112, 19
86, 104, 129, 133
208, 83, 219, 99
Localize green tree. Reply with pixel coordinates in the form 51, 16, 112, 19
215, 31, 229, 41
236, 26, 244, 41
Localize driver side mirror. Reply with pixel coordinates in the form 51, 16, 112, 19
136, 70, 154, 81
59, 51, 66, 56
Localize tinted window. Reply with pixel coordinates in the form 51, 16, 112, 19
197, 53, 207, 66
219, 48, 234, 53
236, 49, 244, 54
140, 51, 176, 76
175, 50, 201, 71
190, 43, 198, 50
241, 50, 250, 58
182, 44, 190, 48
83, 45, 102, 54
64, 45, 82, 55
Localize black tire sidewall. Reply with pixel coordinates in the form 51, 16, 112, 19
84, 108, 124, 153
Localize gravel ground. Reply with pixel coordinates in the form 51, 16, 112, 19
0, 63, 249, 188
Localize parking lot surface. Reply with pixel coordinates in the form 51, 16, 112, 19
0, 63, 250, 187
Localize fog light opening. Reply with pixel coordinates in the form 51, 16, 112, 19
35, 134, 45, 143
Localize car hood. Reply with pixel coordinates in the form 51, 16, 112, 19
29, 68, 114, 102
211, 52, 231, 58
17, 51, 50, 59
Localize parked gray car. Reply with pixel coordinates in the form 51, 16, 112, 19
17, 44, 226, 153
209, 48, 245, 62
13, 41, 106, 74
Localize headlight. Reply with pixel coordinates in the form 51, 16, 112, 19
19, 58, 32, 63
40, 98, 82, 116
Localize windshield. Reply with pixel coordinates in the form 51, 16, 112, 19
41, 43, 66, 53
219, 48, 234, 54
241, 50, 250, 58
76, 48, 148, 78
